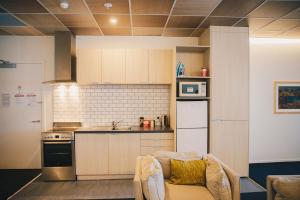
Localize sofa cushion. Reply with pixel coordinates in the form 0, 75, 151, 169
153, 151, 202, 179
165, 181, 214, 200
206, 156, 232, 200
141, 155, 165, 200
169, 159, 206, 185
273, 176, 300, 200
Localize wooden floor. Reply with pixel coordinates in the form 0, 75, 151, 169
10, 178, 134, 200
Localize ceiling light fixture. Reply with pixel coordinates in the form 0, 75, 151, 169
60, 0, 69, 9
110, 17, 118, 25
104, 2, 113, 9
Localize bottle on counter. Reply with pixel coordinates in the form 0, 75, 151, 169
139, 117, 144, 127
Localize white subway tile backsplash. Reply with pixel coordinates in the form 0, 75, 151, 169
53, 84, 170, 127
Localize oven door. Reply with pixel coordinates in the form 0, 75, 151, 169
43, 141, 73, 167
42, 141, 76, 181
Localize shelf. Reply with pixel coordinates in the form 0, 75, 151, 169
177, 76, 211, 79
176, 96, 210, 101
176, 45, 210, 53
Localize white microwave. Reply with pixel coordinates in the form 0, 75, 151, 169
179, 81, 207, 97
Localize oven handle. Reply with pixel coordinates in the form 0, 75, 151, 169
43, 141, 72, 144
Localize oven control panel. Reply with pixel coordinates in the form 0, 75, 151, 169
42, 132, 74, 141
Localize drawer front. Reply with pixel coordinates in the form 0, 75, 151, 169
159, 139, 174, 147
141, 139, 160, 147
141, 133, 174, 140
141, 146, 174, 155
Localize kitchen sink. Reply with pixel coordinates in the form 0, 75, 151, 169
112, 126, 132, 131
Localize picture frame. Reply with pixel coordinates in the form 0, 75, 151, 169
274, 81, 300, 114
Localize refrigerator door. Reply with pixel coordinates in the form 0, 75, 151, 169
177, 128, 207, 155
177, 101, 207, 128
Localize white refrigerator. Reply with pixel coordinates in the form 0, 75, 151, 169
176, 101, 208, 155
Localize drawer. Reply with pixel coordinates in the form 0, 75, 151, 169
159, 139, 174, 147
141, 146, 174, 155
141, 133, 174, 140
141, 139, 160, 147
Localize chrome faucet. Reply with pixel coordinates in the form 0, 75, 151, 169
112, 120, 122, 130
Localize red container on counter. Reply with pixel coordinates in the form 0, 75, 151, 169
143, 120, 150, 128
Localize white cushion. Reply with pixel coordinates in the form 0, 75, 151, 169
141, 155, 165, 200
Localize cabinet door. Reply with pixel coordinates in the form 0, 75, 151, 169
149, 49, 172, 84
77, 48, 101, 84
211, 29, 249, 120
75, 134, 109, 175
210, 121, 249, 176
177, 128, 207, 155
102, 49, 125, 84
126, 49, 149, 84
109, 134, 140, 175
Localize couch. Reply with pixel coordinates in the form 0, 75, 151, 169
134, 153, 241, 200
267, 175, 300, 200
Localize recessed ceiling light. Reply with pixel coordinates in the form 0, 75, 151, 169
60, 0, 69, 9
104, 2, 113, 9
110, 17, 118, 25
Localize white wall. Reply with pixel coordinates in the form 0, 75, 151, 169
250, 38, 300, 163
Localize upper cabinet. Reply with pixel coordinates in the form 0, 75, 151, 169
77, 48, 101, 85
149, 49, 172, 84
102, 49, 126, 84
76, 48, 173, 84
125, 49, 149, 84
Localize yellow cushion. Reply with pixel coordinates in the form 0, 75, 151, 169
169, 159, 206, 185
165, 181, 214, 200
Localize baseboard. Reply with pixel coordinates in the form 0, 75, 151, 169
77, 174, 134, 180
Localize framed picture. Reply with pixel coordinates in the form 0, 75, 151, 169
274, 81, 300, 114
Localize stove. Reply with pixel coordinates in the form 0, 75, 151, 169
41, 122, 81, 181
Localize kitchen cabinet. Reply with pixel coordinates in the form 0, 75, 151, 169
109, 133, 140, 174
77, 48, 101, 84
149, 49, 172, 84
140, 133, 174, 155
101, 49, 125, 84
125, 49, 149, 84
75, 134, 109, 175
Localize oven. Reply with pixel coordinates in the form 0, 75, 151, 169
41, 122, 81, 181
41, 132, 76, 181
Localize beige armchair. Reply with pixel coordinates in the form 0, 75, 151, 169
267, 175, 300, 200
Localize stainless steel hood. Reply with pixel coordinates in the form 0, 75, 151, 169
43, 32, 76, 84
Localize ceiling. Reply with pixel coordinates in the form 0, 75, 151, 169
0, 0, 300, 38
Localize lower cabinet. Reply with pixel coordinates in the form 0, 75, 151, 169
75, 132, 174, 178
75, 134, 109, 175
109, 133, 140, 175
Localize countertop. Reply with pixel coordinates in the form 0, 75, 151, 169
74, 126, 174, 133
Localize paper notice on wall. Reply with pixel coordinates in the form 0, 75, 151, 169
26, 93, 37, 106
1, 93, 10, 107
14, 93, 25, 105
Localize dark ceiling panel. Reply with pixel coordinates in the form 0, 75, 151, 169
235, 18, 274, 32
0, 13, 25, 26
248, 1, 300, 18
163, 28, 195, 37
132, 15, 168, 27
261, 19, 300, 32
0, 26, 43, 35
133, 27, 163, 36
210, 0, 264, 17
200, 17, 241, 28
94, 14, 130, 28
131, 0, 174, 15
172, 0, 221, 16
85, 0, 129, 14
15, 14, 63, 27
101, 27, 131, 35
69, 27, 101, 35
38, 0, 89, 14
0, 7, 7, 13
55, 14, 98, 27
167, 16, 204, 28
283, 7, 300, 19
0, 0, 48, 13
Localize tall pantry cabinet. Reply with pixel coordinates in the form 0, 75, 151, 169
200, 26, 249, 176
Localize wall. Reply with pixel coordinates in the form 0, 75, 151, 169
53, 84, 170, 127
249, 38, 300, 163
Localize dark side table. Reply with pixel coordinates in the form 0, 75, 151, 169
240, 176, 266, 200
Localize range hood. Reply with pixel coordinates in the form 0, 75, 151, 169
43, 32, 76, 84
